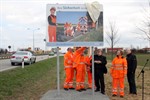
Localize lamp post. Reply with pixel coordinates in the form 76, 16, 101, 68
27, 28, 40, 51
43, 38, 46, 51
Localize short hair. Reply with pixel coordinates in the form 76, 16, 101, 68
50, 7, 56, 11
97, 49, 102, 54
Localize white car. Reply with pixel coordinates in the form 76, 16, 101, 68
10, 51, 36, 66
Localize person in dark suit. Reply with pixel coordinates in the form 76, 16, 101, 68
126, 49, 137, 95
94, 49, 107, 94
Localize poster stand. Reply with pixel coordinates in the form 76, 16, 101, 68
56, 47, 60, 96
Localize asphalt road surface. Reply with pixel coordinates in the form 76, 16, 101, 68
0, 55, 55, 72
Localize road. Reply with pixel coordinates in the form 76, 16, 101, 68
0, 55, 55, 72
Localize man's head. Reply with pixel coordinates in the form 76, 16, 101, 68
50, 7, 56, 15
97, 49, 102, 56
67, 48, 72, 52
126, 49, 132, 54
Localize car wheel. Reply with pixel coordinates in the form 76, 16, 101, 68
11, 62, 15, 66
28, 60, 32, 65
33, 58, 36, 63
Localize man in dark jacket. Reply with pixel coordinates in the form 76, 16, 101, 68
94, 49, 107, 94
126, 49, 137, 95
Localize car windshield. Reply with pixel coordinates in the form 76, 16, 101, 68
15, 52, 28, 55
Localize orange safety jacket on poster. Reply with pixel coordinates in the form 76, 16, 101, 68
48, 15, 56, 42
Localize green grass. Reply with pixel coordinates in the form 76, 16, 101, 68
72, 27, 103, 42
0, 57, 64, 100
136, 54, 150, 66
105, 53, 150, 66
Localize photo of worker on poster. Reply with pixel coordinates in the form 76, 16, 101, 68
46, 4, 103, 46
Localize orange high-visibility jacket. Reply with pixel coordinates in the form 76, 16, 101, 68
73, 47, 86, 68
64, 51, 73, 69
110, 56, 127, 78
85, 56, 92, 71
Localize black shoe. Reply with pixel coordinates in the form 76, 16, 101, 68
95, 89, 100, 92
81, 88, 86, 91
101, 92, 105, 95
69, 87, 75, 90
112, 94, 117, 97
87, 87, 92, 89
64, 88, 69, 91
132, 93, 137, 95
120, 95, 124, 98
76, 90, 82, 92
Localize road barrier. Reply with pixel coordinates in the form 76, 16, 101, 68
0, 56, 11, 59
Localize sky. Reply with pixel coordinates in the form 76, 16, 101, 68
0, 0, 149, 52
57, 12, 87, 24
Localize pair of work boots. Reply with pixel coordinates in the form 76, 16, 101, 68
112, 94, 124, 98
76, 88, 86, 92
95, 89, 105, 95
64, 87, 75, 91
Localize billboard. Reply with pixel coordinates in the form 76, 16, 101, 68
46, 4, 103, 46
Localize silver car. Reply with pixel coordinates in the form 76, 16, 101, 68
10, 51, 36, 65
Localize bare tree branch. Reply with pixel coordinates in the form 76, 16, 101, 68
136, 0, 150, 47
105, 20, 120, 59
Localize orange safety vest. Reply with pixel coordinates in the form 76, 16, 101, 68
50, 15, 56, 25
64, 51, 73, 69
110, 56, 127, 78
73, 47, 86, 68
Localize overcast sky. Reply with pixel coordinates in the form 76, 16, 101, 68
0, 0, 149, 52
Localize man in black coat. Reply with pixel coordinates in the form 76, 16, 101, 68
126, 49, 137, 95
94, 49, 107, 94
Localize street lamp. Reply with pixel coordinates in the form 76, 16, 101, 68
27, 28, 40, 51
43, 38, 46, 51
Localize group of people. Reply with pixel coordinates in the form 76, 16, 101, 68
64, 47, 92, 91
63, 47, 137, 98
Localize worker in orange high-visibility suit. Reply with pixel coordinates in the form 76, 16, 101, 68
48, 7, 56, 42
76, 23, 81, 32
84, 55, 92, 89
73, 47, 86, 92
63, 48, 74, 90
110, 50, 127, 98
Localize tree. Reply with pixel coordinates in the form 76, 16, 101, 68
136, 0, 150, 47
105, 21, 120, 60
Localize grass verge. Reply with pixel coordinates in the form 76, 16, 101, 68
0, 57, 64, 100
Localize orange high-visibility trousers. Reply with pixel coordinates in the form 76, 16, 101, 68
64, 68, 74, 89
80, 64, 86, 89
48, 25, 56, 42
87, 71, 92, 88
112, 78, 125, 96
76, 64, 85, 90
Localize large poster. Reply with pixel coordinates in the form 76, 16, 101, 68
46, 4, 103, 46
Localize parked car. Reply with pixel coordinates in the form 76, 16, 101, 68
10, 51, 36, 65
49, 52, 55, 56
